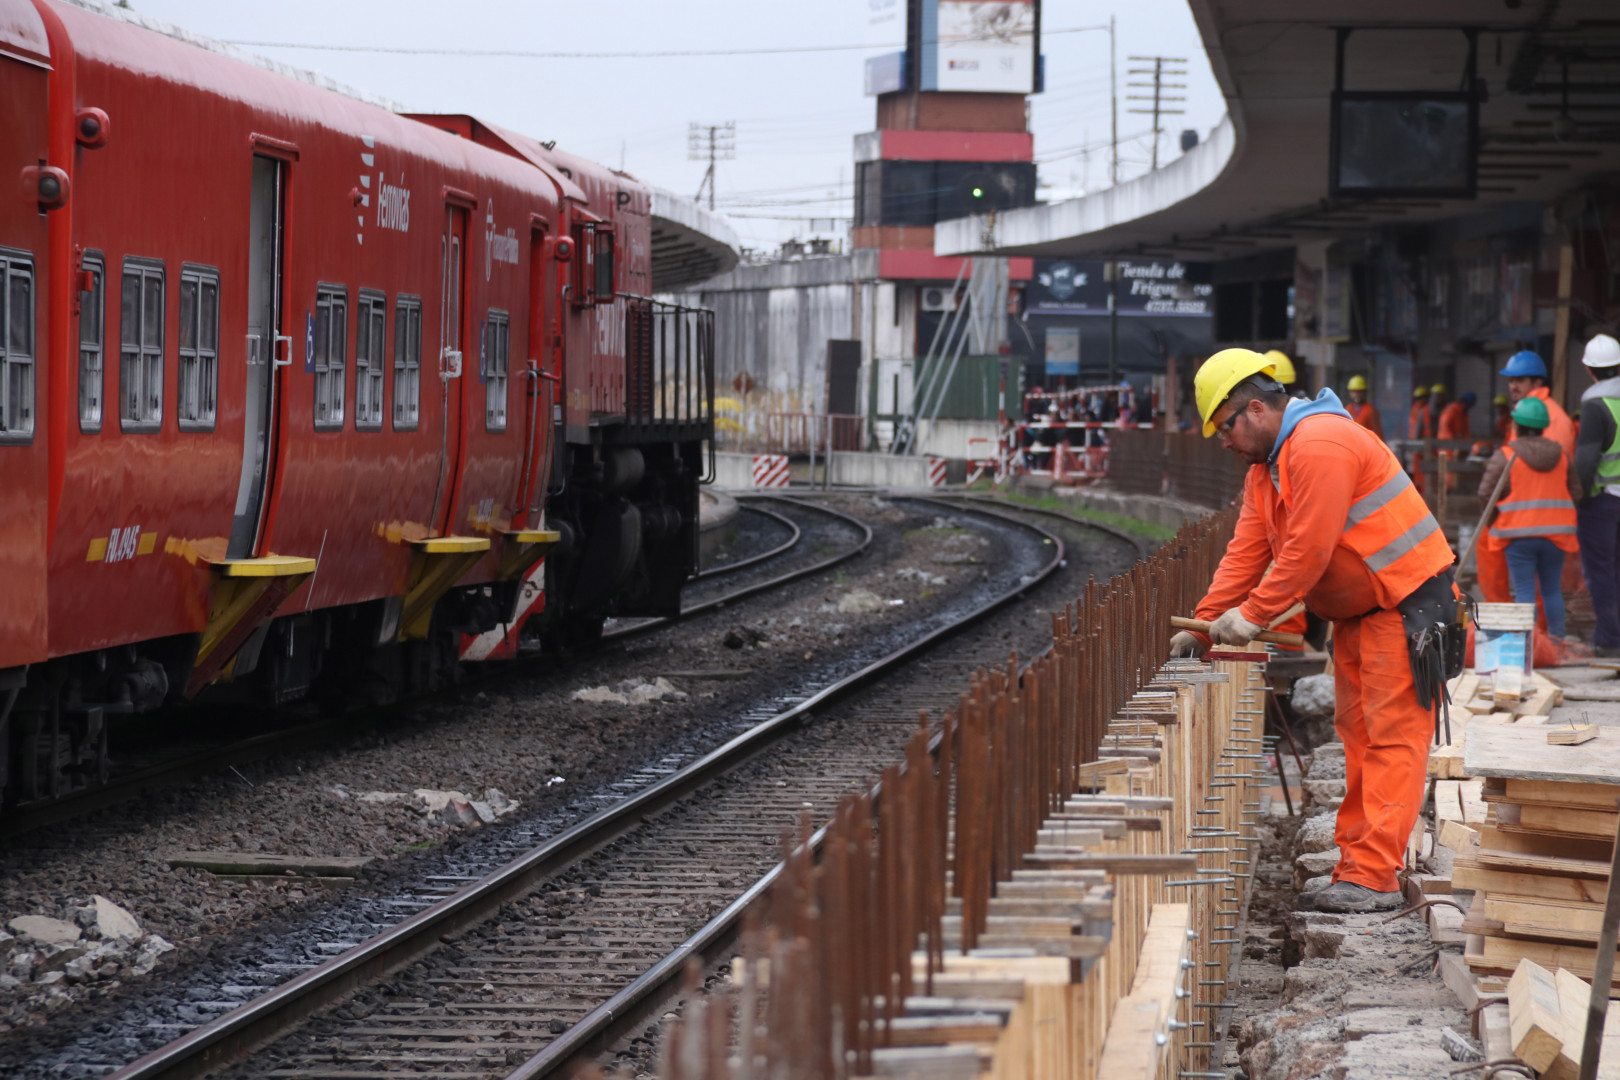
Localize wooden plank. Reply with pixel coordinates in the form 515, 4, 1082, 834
1548, 724, 1600, 746
167, 852, 374, 876
1438, 819, 1479, 853
1476, 825, 1613, 864
1480, 1002, 1515, 1062
1476, 937, 1620, 989
1508, 957, 1567, 1071
1506, 778, 1620, 810
1520, 804, 1620, 840
1544, 970, 1620, 1080
1020, 853, 1198, 874
1485, 896, 1603, 941
1453, 858, 1611, 904
1466, 721, 1620, 785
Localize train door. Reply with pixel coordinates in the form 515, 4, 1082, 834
229, 155, 287, 558
429, 203, 467, 535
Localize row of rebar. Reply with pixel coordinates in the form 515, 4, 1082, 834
657, 508, 1241, 1080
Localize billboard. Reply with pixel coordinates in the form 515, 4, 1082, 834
1044, 326, 1080, 375
915, 0, 1040, 95
1028, 259, 1213, 318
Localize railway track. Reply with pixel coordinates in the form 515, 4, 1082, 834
0, 499, 868, 840
44, 499, 1141, 1080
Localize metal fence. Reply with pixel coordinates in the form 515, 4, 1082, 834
624, 296, 714, 430
1106, 429, 1247, 509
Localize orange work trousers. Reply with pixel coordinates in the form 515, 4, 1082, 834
1331, 607, 1432, 893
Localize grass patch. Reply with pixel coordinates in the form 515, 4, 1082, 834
990, 490, 1178, 543
903, 525, 971, 541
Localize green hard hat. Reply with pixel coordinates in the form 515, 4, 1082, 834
1511, 396, 1549, 431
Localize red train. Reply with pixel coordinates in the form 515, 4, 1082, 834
0, 0, 714, 803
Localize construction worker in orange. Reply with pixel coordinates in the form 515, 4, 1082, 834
1169, 350, 1460, 914
1503, 350, 1575, 453
1434, 388, 1474, 491
1346, 374, 1382, 437
1408, 384, 1432, 440
1476, 396, 1581, 643
1493, 394, 1513, 441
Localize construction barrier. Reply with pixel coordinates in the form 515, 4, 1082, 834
751, 454, 790, 488
660, 509, 1266, 1080
927, 456, 948, 487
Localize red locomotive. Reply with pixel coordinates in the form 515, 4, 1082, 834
0, 0, 714, 803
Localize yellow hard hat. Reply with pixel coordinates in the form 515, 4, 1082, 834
1264, 350, 1297, 385
1493, 394, 1510, 406
1430, 383, 1446, 395
1347, 374, 1368, 391
1412, 385, 1429, 398
1194, 348, 1278, 438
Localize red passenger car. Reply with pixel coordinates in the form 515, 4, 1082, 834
0, 0, 714, 803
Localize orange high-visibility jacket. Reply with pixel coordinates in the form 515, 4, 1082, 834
1408, 401, 1432, 439
1197, 412, 1455, 626
1488, 444, 1579, 553
1436, 401, 1469, 440
1511, 386, 1575, 456
1350, 401, 1383, 438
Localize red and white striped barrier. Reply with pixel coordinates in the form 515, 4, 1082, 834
927, 456, 948, 487
752, 454, 790, 488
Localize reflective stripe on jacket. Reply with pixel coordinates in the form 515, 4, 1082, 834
1490, 443, 1579, 552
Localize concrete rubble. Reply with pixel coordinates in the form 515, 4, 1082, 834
355, 786, 521, 826
3, 896, 174, 1003
569, 677, 690, 705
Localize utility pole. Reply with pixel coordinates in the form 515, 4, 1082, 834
1109, 16, 1118, 187
1127, 56, 1187, 171
687, 121, 736, 210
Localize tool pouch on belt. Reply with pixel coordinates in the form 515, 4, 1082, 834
1397, 567, 1465, 744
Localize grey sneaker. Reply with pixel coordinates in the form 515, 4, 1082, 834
1299, 881, 1405, 913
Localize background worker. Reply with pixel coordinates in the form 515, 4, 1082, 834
1435, 389, 1474, 491
1503, 350, 1575, 454
1408, 384, 1432, 440
1477, 397, 1581, 642
1493, 394, 1513, 440
1574, 333, 1620, 657
1267, 350, 1301, 395
1347, 374, 1382, 437
1169, 349, 1458, 914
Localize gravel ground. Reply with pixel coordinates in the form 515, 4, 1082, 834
0, 493, 1091, 1070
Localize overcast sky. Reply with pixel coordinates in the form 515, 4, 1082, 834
127, 0, 1225, 253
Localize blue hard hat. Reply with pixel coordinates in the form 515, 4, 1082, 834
1459, 392, 1476, 406
1500, 350, 1547, 378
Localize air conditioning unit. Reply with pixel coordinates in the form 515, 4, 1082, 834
920, 286, 957, 312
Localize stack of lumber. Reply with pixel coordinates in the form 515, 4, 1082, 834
1458, 720, 1620, 988
1429, 670, 1564, 779
1504, 957, 1620, 1079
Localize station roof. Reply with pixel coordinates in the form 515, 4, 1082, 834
650, 188, 741, 291
937, 0, 1620, 262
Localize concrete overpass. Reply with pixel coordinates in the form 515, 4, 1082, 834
937, 0, 1620, 262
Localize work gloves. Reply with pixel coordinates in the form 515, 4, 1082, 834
1169, 631, 1203, 658
1207, 607, 1264, 646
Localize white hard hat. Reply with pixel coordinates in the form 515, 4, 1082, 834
1583, 333, 1620, 369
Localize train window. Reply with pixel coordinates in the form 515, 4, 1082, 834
79, 253, 104, 433
313, 285, 347, 430
355, 290, 386, 430
484, 310, 509, 432
393, 295, 421, 430
0, 250, 35, 442
119, 259, 164, 432
178, 265, 220, 431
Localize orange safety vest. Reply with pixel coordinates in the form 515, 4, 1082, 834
1408, 402, 1432, 439
1269, 413, 1454, 612
1488, 444, 1579, 553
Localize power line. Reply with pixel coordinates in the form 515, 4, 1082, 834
224, 24, 1109, 60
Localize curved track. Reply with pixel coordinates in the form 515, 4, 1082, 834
89, 502, 1081, 1080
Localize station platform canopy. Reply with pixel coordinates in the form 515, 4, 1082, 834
650, 188, 741, 291
936, 0, 1620, 262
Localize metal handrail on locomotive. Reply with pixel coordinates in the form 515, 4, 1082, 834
0, 0, 715, 806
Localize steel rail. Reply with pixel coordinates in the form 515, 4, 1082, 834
691, 502, 800, 580
505, 498, 1107, 1079
102, 503, 1068, 1080
603, 495, 873, 639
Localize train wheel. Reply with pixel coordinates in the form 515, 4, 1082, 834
12, 702, 63, 804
